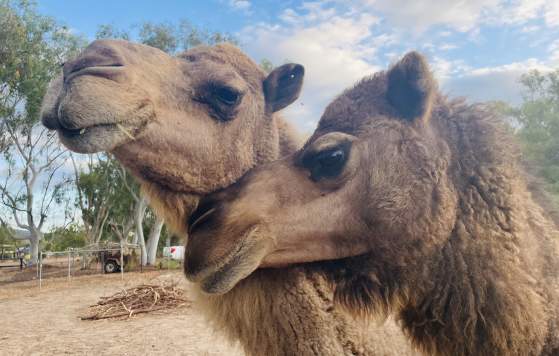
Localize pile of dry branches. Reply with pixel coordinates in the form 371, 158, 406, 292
81, 283, 189, 320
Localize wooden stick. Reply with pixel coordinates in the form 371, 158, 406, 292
116, 123, 135, 140
81, 306, 173, 320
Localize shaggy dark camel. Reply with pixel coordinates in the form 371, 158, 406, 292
187, 51, 559, 356
41, 40, 415, 355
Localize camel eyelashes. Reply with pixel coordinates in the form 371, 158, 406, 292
196, 82, 244, 121
302, 143, 351, 181
213, 86, 241, 106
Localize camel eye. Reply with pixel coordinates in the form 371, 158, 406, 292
214, 86, 241, 106
303, 145, 350, 182
197, 82, 244, 122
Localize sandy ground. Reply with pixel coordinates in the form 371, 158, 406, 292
0, 271, 244, 356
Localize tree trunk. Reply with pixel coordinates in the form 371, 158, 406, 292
146, 216, 164, 265
29, 237, 39, 265
28, 230, 43, 265
134, 197, 148, 265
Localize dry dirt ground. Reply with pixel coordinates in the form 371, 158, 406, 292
0, 271, 244, 356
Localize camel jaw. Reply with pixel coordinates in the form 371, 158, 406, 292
184, 226, 272, 294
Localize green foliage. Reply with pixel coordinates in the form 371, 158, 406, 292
43, 224, 86, 251
101, 167, 138, 240
260, 59, 274, 73
505, 69, 559, 205
158, 258, 182, 270
96, 19, 237, 54
0, 0, 84, 127
75, 154, 138, 242
77, 156, 121, 224
95, 24, 130, 41
138, 22, 178, 53
0, 2, 83, 262
0, 223, 17, 246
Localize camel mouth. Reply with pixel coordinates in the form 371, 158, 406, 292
185, 226, 271, 294
51, 91, 154, 154
59, 122, 114, 138
57, 120, 145, 154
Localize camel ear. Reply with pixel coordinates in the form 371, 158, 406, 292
264, 63, 304, 113
386, 52, 436, 122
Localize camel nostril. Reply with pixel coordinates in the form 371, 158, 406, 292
63, 57, 124, 80
41, 111, 61, 130
63, 41, 126, 81
188, 208, 216, 235
188, 198, 221, 234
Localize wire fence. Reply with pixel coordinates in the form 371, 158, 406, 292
0, 243, 178, 287
0, 243, 185, 287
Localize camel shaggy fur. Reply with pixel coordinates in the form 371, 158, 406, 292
187, 51, 559, 355
41, 40, 416, 355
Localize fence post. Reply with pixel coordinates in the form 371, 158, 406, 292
101, 250, 105, 274
38, 252, 42, 290
120, 241, 124, 281
67, 249, 71, 282
167, 238, 170, 272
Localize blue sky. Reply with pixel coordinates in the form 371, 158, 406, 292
37, 0, 559, 132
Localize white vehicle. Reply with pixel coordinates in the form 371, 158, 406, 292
162, 246, 184, 260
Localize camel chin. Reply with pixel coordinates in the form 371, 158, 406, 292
185, 225, 272, 294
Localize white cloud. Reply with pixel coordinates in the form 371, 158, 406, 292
442, 59, 551, 104
241, 3, 386, 130
431, 57, 471, 81
439, 43, 458, 51
521, 25, 540, 33
549, 40, 559, 65
494, 0, 546, 25
546, 1, 559, 27
355, 0, 558, 32
422, 42, 458, 53
363, 0, 500, 32
229, 0, 251, 14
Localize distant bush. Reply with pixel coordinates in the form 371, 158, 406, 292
492, 69, 559, 209
43, 225, 87, 251
158, 259, 182, 270
0, 224, 16, 245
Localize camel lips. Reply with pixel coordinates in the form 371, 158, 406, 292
60, 126, 86, 138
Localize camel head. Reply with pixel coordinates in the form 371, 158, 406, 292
41, 39, 304, 197
185, 52, 458, 294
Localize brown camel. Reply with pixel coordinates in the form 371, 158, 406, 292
187, 51, 559, 356
41, 39, 416, 355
